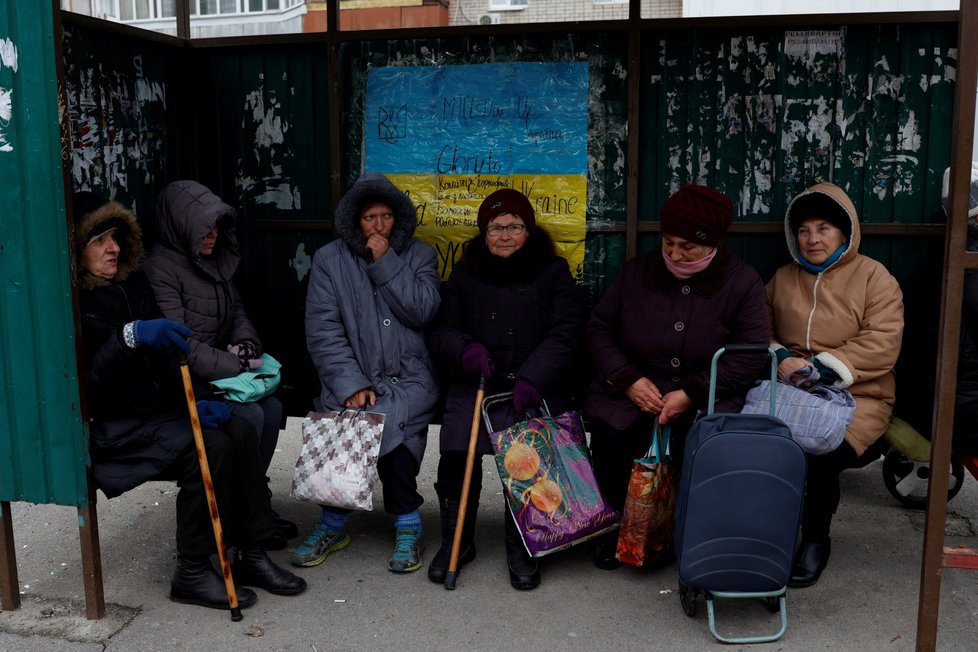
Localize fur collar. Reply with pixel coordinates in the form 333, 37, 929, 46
457, 227, 559, 285
75, 202, 144, 291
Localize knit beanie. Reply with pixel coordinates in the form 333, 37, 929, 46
477, 188, 536, 233
659, 185, 734, 247
788, 191, 852, 239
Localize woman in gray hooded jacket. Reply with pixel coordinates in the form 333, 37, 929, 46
143, 180, 282, 472
143, 181, 294, 549
298, 172, 441, 574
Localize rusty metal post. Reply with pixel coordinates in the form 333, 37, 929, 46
0, 501, 20, 612
915, 1, 978, 649
176, 0, 190, 39
624, 0, 641, 261
78, 472, 105, 620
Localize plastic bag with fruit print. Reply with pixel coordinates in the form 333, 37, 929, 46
483, 394, 620, 558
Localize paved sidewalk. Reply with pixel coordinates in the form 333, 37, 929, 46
2, 417, 978, 651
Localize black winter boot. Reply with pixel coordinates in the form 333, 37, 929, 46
504, 509, 540, 590
234, 547, 307, 595
427, 481, 479, 584
169, 555, 258, 610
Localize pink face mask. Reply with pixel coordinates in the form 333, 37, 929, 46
662, 247, 717, 279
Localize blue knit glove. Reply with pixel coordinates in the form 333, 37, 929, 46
512, 379, 541, 414
196, 400, 230, 430
135, 319, 193, 354
461, 342, 493, 378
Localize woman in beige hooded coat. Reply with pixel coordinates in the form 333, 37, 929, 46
766, 182, 904, 588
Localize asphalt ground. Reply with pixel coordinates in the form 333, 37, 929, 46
2, 417, 978, 651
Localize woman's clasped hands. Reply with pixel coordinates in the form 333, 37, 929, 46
625, 377, 693, 424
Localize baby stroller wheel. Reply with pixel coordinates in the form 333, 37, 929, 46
764, 595, 780, 612
679, 580, 697, 617
882, 447, 964, 509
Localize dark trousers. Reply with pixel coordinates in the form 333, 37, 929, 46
228, 394, 283, 473
436, 451, 484, 504
801, 439, 883, 543
588, 414, 693, 514
323, 443, 424, 517
169, 415, 277, 557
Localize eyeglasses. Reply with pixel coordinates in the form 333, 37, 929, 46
362, 212, 395, 223
486, 223, 526, 236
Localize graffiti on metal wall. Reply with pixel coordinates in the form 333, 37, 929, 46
62, 27, 168, 205
237, 73, 301, 211
364, 62, 589, 280
0, 37, 18, 152
344, 37, 629, 229
651, 26, 955, 220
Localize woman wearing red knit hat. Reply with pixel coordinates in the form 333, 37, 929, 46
427, 187, 587, 590
585, 184, 770, 570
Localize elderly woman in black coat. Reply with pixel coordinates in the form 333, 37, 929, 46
73, 192, 305, 611
586, 184, 770, 570
427, 188, 587, 590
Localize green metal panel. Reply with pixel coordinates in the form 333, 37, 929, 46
640, 23, 955, 226
194, 44, 332, 220
1, 4, 89, 506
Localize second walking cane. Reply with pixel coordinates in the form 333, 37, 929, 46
178, 354, 243, 621
444, 376, 485, 590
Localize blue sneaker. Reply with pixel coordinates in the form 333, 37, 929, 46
290, 524, 350, 568
389, 528, 424, 573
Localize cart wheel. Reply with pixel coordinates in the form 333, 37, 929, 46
679, 581, 697, 617
882, 448, 965, 509
765, 596, 780, 613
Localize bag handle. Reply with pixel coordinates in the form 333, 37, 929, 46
480, 392, 551, 433
707, 344, 778, 416
644, 422, 671, 461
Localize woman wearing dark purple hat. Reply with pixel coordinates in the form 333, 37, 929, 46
585, 184, 770, 570
427, 188, 587, 590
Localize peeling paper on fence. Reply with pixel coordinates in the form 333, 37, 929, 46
290, 243, 312, 282
237, 77, 301, 211
0, 38, 17, 153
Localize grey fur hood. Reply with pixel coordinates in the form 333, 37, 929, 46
334, 172, 417, 257
153, 180, 240, 281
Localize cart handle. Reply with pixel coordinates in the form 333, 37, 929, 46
707, 345, 778, 417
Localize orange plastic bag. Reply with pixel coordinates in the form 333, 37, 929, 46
616, 425, 675, 567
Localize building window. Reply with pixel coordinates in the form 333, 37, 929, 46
488, 0, 529, 11
191, 0, 297, 15
103, 0, 302, 21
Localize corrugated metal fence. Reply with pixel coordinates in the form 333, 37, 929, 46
0, 4, 88, 507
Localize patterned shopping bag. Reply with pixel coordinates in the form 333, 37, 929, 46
488, 406, 620, 558
290, 409, 385, 511
616, 424, 675, 567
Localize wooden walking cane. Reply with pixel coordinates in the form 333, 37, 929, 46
445, 375, 485, 590
178, 354, 243, 621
